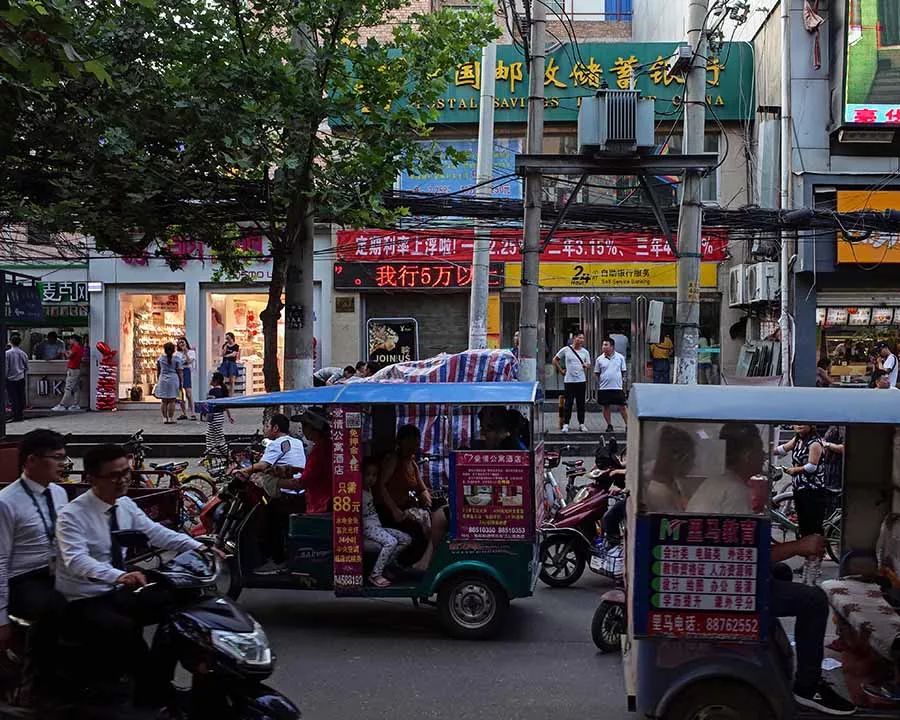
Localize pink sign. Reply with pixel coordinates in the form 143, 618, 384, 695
330, 407, 364, 590
451, 451, 533, 541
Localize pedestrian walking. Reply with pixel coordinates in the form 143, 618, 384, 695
594, 338, 628, 434
219, 332, 241, 396
5, 335, 28, 421
650, 332, 674, 384
205, 372, 234, 468
155, 342, 183, 425
175, 337, 197, 420
51, 334, 84, 411
552, 332, 591, 433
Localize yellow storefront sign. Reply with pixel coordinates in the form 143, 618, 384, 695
836, 190, 900, 264
503, 262, 718, 290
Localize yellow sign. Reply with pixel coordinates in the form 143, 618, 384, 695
836, 190, 900, 264
503, 263, 718, 290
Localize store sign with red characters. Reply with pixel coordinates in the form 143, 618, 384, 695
334, 261, 505, 290
632, 514, 770, 642
331, 407, 364, 592
336, 229, 728, 264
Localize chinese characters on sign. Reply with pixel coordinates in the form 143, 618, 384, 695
504, 262, 719, 290
450, 451, 534, 541
367, 318, 418, 365
336, 229, 728, 264
334, 262, 505, 291
836, 190, 900, 264
632, 515, 769, 641
332, 407, 364, 591
121, 234, 269, 267
40, 282, 88, 304
844, 6, 900, 126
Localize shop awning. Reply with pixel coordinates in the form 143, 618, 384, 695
207, 381, 541, 408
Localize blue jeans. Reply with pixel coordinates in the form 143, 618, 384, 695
652, 358, 671, 384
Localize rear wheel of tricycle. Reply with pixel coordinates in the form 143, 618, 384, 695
539, 537, 586, 587
591, 600, 626, 652
438, 573, 508, 640
663, 681, 773, 720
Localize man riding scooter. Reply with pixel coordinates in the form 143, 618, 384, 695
0, 430, 70, 705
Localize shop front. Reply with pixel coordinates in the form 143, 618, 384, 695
88, 232, 333, 409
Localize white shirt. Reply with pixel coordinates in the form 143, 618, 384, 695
55, 489, 202, 600
686, 469, 753, 515
595, 352, 627, 390
262, 434, 307, 470
555, 345, 591, 384
0, 477, 69, 624
176, 349, 196, 369
882, 353, 898, 387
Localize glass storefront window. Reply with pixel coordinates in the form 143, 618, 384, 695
119, 293, 185, 400
208, 293, 284, 395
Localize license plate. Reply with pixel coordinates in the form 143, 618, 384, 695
589, 556, 602, 571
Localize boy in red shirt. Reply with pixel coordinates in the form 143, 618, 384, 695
52, 335, 84, 411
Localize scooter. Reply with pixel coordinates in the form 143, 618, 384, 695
0, 534, 300, 720
538, 469, 624, 587
590, 491, 628, 653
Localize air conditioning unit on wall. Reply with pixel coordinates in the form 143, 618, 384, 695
728, 264, 746, 307
746, 262, 779, 303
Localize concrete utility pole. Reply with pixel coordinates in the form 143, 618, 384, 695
674, 0, 709, 385
518, 0, 546, 382
779, 0, 792, 381
468, 41, 497, 350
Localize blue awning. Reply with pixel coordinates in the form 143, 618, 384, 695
631, 384, 900, 425
206, 381, 541, 408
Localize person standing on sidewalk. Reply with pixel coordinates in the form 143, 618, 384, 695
594, 338, 628, 434
650, 332, 674, 384
552, 332, 591, 433
51, 334, 84, 412
5, 335, 28, 422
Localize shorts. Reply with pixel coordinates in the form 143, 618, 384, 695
182, 367, 192, 390
597, 389, 627, 407
219, 359, 240, 378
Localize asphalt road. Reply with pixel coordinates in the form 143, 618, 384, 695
240, 574, 630, 720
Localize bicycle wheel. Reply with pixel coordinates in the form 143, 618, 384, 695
824, 511, 842, 563
180, 487, 208, 532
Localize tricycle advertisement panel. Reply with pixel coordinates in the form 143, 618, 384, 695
449, 450, 533, 541
331, 407, 364, 591
632, 514, 770, 642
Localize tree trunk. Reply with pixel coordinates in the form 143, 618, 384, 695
260, 246, 287, 394
283, 201, 315, 390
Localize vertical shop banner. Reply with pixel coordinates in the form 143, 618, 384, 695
449, 451, 534, 540
331, 407, 364, 591
367, 318, 418, 365
632, 514, 770, 642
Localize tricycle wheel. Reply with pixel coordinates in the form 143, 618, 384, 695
539, 537, 586, 587
438, 573, 508, 640
215, 553, 243, 601
591, 600, 626, 652
663, 681, 773, 720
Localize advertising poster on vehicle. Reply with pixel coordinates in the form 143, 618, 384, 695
632, 514, 770, 642
331, 407, 364, 591
449, 450, 533, 540
367, 318, 418, 365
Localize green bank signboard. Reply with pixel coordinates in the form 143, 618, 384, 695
432, 42, 754, 124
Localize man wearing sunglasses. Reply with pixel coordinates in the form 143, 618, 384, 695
55, 443, 205, 710
0, 429, 70, 704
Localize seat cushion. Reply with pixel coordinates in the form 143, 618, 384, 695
822, 579, 900, 661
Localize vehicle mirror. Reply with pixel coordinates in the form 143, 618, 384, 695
112, 530, 150, 549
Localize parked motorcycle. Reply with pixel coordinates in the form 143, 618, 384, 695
0, 534, 300, 720
589, 492, 628, 653
538, 468, 625, 588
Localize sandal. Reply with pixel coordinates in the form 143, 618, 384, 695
190, 415, 198, 421
369, 575, 391, 588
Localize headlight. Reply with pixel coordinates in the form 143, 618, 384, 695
210, 620, 272, 666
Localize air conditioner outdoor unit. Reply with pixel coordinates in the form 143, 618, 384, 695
746, 261, 779, 303
577, 90, 655, 154
728, 264, 746, 307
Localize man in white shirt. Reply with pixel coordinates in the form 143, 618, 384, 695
55, 443, 205, 709
594, 338, 628, 433
552, 332, 591, 433
877, 343, 898, 387
0, 429, 69, 700
5, 334, 29, 422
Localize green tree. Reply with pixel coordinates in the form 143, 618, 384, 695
2, 0, 498, 391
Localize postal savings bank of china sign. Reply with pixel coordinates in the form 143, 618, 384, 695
428, 41, 754, 123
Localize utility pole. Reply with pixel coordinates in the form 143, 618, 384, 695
518, 0, 546, 382
674, 0, 709, 385
779, 0, 792, 382
468, 41, 497, 349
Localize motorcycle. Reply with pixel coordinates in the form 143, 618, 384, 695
589, 491, 629, 653
0, 534, 300, 720
538, 467, 625, 588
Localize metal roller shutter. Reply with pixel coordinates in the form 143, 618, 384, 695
364, 293, 470, 359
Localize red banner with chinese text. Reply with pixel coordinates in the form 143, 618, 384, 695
331, 407, 364, 591
336, 228, 728, 263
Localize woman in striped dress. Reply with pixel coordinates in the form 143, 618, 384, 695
205, 371, 234, 470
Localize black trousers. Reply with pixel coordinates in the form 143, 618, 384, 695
602, 496, 627, 545
770, 577, 829, 692
563, 381, 586, 425
6, 378, 25, 421
794, 488, 829, 537
8, 568, 67, 693
66, 585, 176, 707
